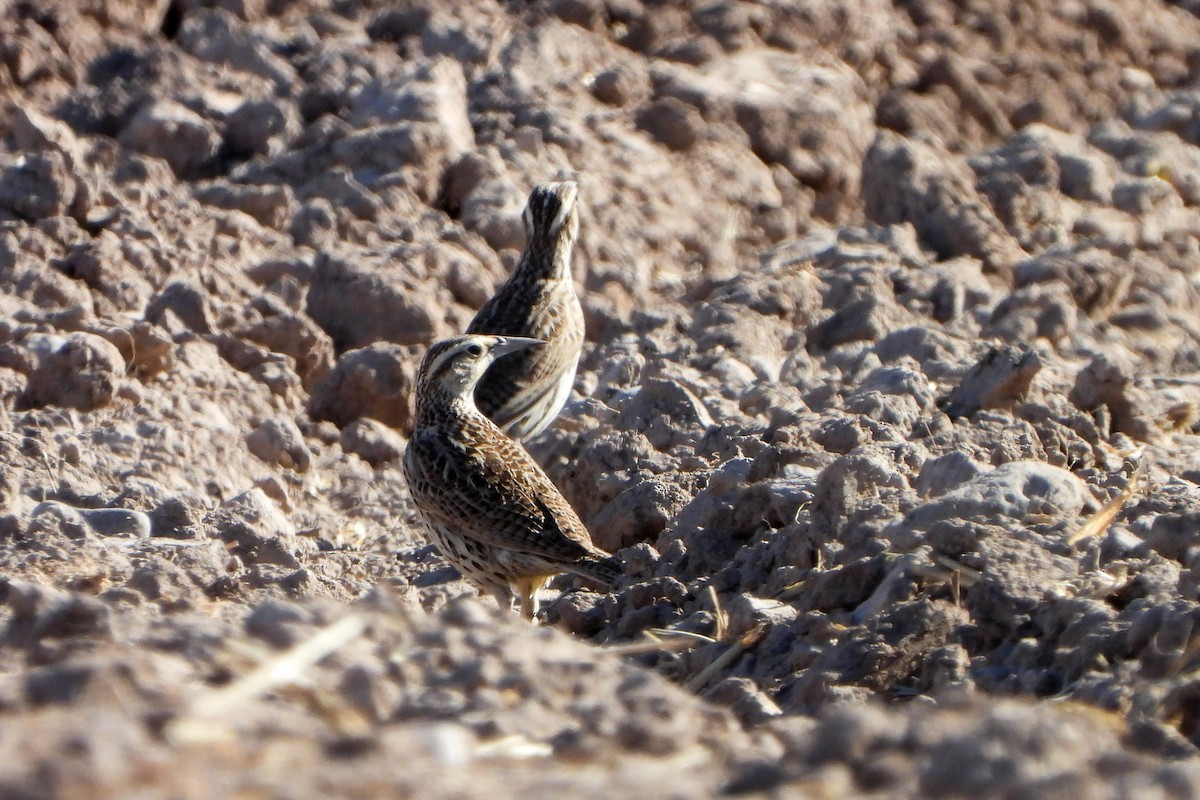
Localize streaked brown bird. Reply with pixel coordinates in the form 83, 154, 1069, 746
403, 334, 620, 618
467, 181, 585, 441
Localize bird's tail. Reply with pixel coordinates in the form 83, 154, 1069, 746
568, 554, 623, 589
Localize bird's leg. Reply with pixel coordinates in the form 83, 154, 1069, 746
516, 577, 538, 620
515, 576, 551, 621
491, 586, 515, 614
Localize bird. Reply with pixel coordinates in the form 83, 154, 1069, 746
466, 181, 585, 441
403, 334, 620, 618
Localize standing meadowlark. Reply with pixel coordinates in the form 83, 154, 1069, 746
403, 334, 620, 618
467, 181, 585, 441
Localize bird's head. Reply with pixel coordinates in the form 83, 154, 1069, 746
417, 335, 546, 400
522, 181, 580, 259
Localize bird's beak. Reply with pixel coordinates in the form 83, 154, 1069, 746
491, 336, 546, 358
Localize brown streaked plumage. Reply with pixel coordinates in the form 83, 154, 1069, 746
467, 181, 585, 441
403, 334, 620, 618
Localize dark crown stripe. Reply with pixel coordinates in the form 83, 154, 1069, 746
420, 340, 467, 386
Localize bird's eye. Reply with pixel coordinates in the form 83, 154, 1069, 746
466, 343, 484, 357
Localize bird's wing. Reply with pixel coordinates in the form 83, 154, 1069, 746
406, 428, 599, 562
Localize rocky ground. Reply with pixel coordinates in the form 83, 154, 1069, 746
2, 0, 1200, 796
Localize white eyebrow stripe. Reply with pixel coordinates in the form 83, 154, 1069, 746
426, 343, 464, 381
550, 198, 572, 234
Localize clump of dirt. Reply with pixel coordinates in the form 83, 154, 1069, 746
3, 0, 1200, 796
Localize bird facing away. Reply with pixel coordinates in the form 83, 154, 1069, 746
467, 181, 585, 441
403, 334, 620, 618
